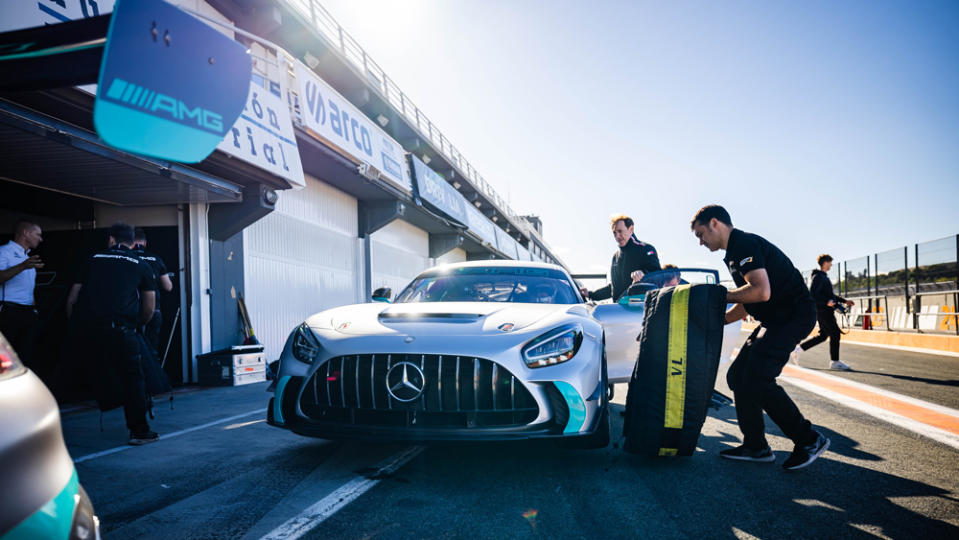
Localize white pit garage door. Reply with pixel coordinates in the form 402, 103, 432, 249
371, 219, 430, 297
244, 175, 360, 361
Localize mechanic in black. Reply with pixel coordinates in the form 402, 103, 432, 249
132, 228, 173, 356
66, 223, 158, 446
798, 254, 854, 370
581, 214, 661, 301
691, 205, 830, 471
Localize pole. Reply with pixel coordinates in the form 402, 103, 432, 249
161, 307, 181, 370
867, 256, 873, 329
903, 246, 910, 326
915, 243, 921, 331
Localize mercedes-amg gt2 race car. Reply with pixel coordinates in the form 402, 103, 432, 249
267, 261, 739, 448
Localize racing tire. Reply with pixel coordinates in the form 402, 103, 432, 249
622, 284, 727, 457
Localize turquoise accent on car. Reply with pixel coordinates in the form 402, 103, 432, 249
553, 381, 587, 434
2, 469, 78, 540
94, 99, 225, 164
273, 376, 291, 425
617, 293, 646, 308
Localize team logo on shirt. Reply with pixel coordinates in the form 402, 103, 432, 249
647, 250, 655, 256
739, 257, 753, 266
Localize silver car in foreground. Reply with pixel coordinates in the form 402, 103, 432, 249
0, 332, 101, 539
267, 262, 738, 448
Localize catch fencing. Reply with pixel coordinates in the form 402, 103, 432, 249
804, 234, 959, 334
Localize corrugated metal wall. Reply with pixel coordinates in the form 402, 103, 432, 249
435, 247, 467, 265
244, 174, 359, 360
371, 220, 430, 296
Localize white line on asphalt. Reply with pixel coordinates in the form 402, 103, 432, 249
787, 366, 959, 419
781, 373, 959, 452
260, 445, 425, 540
73, 409, 263, 464
841, 340, 959, 359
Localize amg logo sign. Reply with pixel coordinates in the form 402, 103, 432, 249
105, 78, 224, 133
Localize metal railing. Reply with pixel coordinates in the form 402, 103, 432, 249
283, 0, 521, 223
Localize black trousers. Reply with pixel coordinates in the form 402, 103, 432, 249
0, 302, 39, 368
800, 307, 841, 360
143, 309, 163, 356
80, 324, 150, 433
727, 305, 818, 450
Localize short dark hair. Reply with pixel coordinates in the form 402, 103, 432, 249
690, 205, 732, 229
108, 222, 135, 245
13, 219, 39, 238
610, 213, 633, 229
134, 227, 147, 243
817, 254, 833, 266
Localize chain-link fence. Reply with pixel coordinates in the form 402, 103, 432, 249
805, 234, 958, 334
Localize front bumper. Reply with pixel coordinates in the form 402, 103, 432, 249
267, 368, 604, 443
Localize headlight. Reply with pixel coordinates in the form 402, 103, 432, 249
292, 323, 320, 364
522, 324, 583, 368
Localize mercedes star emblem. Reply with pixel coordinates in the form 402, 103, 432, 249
386, 361, 425, 402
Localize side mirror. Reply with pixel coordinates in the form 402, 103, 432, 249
372, 287, 392, 303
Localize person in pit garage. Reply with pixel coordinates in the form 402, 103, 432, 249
0, 219, 44, 367
132, 228, 173, 356
580, 214, 661, 302
691, 204, 830, 470
794, 254, 854, 370
67, 223, 159, 446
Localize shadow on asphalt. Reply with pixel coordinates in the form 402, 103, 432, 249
316, 405, 958, 540
841, 370, 959, 387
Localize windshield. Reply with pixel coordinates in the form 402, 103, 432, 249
394, 267, 580, 304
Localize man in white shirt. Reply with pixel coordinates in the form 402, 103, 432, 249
0, 220, 44, 366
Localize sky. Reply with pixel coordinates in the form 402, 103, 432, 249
316, 0, 959, 279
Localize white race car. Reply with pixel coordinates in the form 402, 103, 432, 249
267, 261, 738, 448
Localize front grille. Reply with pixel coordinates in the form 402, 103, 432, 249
299, 354, 539, 428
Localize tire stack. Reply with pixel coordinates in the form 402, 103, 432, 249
622, 283, 727, 457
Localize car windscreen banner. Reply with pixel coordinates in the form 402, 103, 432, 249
93, 0, 251, 163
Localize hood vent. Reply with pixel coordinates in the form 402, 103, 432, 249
378, 312, 483, 323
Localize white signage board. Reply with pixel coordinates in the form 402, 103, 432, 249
465, 204, 498, 249
217, 78, 305, 188
495, 227, 519, 260
517, 244, 532, 262
294, 61, 411, 194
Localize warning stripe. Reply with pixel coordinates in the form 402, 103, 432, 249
664, 284, 692, 429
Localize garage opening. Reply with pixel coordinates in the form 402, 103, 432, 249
0, 180, 186, 398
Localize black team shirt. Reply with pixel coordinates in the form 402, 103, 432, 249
723, 228, 812, 325
75, 246, 157, 325
132, 247, 168, 294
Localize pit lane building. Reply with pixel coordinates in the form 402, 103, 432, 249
0, 0, 565, 385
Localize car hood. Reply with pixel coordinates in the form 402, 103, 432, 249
306, 302, 579, 337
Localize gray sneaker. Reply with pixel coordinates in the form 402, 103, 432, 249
830, 361, 851, 371
128, 430, 159, 446
720, 444, 775, 463
783, 432, 830, 471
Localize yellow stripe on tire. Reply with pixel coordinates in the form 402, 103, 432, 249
664, 284, 691, 429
